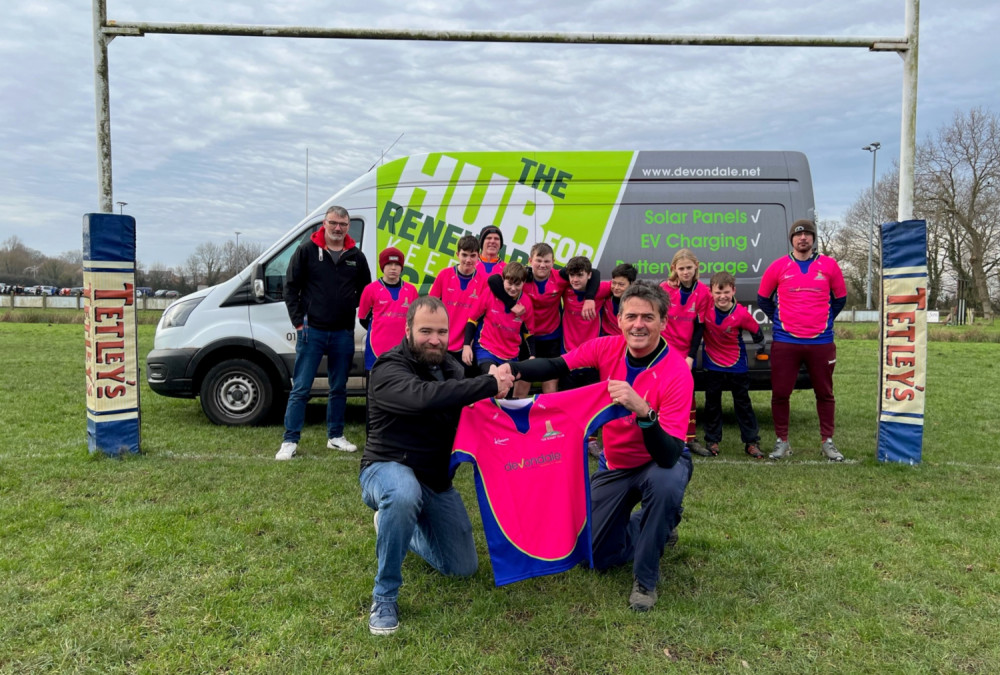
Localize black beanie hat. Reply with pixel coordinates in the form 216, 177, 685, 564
479, 225, 504, 250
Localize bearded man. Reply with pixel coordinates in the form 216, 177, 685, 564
359, 296, 514, 636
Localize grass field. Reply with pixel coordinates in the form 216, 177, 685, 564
1, 322, 999, 673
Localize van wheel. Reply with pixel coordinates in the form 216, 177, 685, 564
201, 359, 274, 426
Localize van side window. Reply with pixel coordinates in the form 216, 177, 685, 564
262, 218, 363, 300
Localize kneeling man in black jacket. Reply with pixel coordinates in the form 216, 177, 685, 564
360, 295, 514, 636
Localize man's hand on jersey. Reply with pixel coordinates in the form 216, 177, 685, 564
607, 380, 645, 415
582, 299, 596, 320
685, 356, 694, 370
511, 303, 525, 317
462, 345, 474, 366
489, 364, 515, 398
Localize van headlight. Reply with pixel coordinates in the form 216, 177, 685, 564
161, 297, 203, 328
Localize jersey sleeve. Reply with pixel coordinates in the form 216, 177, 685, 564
358, 283, 375, 320
428, 272, 445, 299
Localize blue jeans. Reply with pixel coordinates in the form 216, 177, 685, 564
283, 326, 353, 443
360, 461, 478, 603
590, 456, 693, 590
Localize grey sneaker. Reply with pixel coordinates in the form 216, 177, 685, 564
275, 442, 297, 461
769, 438, 792, 460
687, 440, 714, 457
666, 527, 679, 548
821, 438, 845, 462
327, 436, 357, 452
629, 578, 657, 612
368, 600, 399, 635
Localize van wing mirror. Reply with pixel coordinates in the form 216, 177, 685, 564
252, 263, 266, 301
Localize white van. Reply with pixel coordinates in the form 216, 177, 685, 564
147, 150, 816, 425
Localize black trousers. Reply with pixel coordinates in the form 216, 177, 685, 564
703, 369, 759, 444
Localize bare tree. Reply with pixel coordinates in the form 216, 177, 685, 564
184, 242, 227, 288
916, 107, 1000, 321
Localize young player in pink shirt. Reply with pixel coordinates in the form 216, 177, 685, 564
697, 271, 765, 458
429, 234, 491, 377
464, 261, 535, 374
601, 263, 638, 337
557, 256, 611, 393
358, 247, 420, 372
659, 249, 713, 456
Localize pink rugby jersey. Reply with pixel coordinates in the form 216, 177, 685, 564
358, 280, 419, 369
472, 291, 535, 360
429, 266, 488, 352
450, 383, 630, 586
659, 280, 712, 353
758, 254, 847, 343
524, 272, 570, 337
702, 303, 761, 373
563, 336, 694, 470
476, 258, 506, 277
561, 284, 611, 352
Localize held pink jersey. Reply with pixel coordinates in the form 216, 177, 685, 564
561, 284, 611, 352
472, 291, 534, 360
524, 272, 570, 337
758, 255, 847, 342
702, 303, 761, 373
563, 336, 694, 470
659, 280, 712, 352
358, 280, 419, 369
450, 384, 630, 586
429, 266, 488, 351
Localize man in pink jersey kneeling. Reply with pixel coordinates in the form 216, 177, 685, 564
510, 281, 693, 611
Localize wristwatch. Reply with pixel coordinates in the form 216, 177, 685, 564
637, 406, 658, 428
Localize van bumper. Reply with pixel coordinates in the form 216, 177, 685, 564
146, 348, 199, 398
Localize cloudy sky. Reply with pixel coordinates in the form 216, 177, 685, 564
2, 1, 998, 269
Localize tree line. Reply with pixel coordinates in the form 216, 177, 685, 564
823, 107, 1000, 321
0, 237, 263, 295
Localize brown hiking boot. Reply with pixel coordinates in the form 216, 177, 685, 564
744, 442, 764, 459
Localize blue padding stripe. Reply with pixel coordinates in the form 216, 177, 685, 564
881, 220, 927, 270
87, 416, 141, 457
877, 420, 923, 464
83, 213, 136, 262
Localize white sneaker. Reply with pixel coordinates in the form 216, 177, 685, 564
327, 436, 357, 452
275, 442, 297, 461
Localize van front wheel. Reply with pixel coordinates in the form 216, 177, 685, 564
201, 359, 274, 426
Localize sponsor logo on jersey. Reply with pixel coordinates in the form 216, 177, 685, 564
505, 452, 562, 471
541, 420, 564, 440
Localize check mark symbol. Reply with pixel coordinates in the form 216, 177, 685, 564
750, 209, 762, 224
751, 232, 761, 247
752, 258, 762, 273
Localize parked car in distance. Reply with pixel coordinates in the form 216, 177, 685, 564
164, 290, 179, 298
136, 287, 153, 297
70, 287, 85, 296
